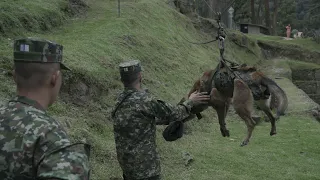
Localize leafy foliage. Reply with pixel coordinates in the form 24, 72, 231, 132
275, 0, 296, 35
307, 0, 320, 28
233, 0, 320, 37
291, 29, 298, 36
312, 29, 320, 44
234, 0, 251, 23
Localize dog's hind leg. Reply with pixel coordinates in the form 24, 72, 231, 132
215, 106, 230, 137
256, 99, 277, 136
233, 104, 256, 146
232, 78, 257, 145
210, 88, 230, 137
239, 114, 256, 146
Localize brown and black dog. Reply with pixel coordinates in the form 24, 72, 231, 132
181, 65, 288, 146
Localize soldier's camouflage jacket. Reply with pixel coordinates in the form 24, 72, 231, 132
112, 88, 194, 179
0, 96, 90, 180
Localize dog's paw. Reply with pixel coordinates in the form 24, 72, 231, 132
220, 128, 230, 137
240, 140, 249, 147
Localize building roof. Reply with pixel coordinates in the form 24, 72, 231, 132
238, 23, 269, 30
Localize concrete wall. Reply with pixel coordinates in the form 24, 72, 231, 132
292, 68, 320, 105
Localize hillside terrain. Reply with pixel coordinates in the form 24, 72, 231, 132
1, 0, 320, 180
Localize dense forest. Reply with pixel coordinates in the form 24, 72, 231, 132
176, 0, 320, 42
234, 0, 320, 36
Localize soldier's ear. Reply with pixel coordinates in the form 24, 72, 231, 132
138, 72, 142, 83
50, 70, 61, 87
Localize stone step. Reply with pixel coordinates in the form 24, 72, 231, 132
292, 68, 320, 81
293, 80, 320, 94
272, 77, 318, 114
260, 59, 319, 114
293, 80, 320, 83
305, 94, 320, 104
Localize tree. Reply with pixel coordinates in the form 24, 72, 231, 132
276, 0, 297, 35
233, 0, 318, 36
234, 0, 250, 23
271, 0, 278, 35
257, 0, 263, 24
264, 0, 271, 33
251, 0, 256, 23
308, 0, 320, 29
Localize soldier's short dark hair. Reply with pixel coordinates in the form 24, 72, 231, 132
14, 62, 60, 89
121, 72, 140, 87
119, 60, 142, 87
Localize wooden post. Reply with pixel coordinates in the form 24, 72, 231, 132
118, 0, 120, 17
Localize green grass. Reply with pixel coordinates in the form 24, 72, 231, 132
259, 58, 320, 78
287, 60, 320, 70
227, 30, 263, 65
1, 0, 68, 35
247, 34, 320, 53
159, 115, 320, 180
1, 0, 320, 180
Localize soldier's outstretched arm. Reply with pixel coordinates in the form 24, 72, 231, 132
150, 98, 193, 125
146, 91, 210, 125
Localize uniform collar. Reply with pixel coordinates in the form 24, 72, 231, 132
124, 87, 140, 93
9, 95, 46, 111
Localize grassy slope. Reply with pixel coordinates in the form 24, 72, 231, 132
247, 34, 320, 53
1, 0, 320, 180
0, 0, 77, 36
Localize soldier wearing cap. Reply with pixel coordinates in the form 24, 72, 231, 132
112, 60, 210, 180
0, 37, 90, 180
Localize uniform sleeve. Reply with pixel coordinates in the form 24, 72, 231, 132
145, 97, 194, 125
36, 126, 90, 180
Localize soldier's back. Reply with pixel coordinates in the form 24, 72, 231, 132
113, 89, 161, 179
0, 96, 88, 180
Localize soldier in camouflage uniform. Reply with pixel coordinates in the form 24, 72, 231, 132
0, 37, 91, 180
111, 60, 210, 180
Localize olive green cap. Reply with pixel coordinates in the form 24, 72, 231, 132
13, 37, 70, 70
119, 60, 142, 80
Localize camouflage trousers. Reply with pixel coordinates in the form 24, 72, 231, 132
123, 174, 161, 180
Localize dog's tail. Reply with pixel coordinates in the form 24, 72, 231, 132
261, 76, 288, 118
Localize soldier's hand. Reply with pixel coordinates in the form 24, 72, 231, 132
188, 91, 210, 105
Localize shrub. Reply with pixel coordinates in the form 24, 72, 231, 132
291, 29, 298, 36
313, 29, 320, 44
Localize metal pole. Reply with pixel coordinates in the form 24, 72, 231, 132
118, 0, 120, 17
